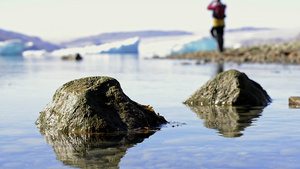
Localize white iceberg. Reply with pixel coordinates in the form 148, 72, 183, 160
23, 50, 51, 59
139, 35, 218, 57
101, 37, 139, 54
170, 37, 216, 55
24, 37, 140, 58
23, 36, 217, 58
0, 39, 32, 56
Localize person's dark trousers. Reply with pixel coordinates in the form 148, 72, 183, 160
211, 26, 224, 52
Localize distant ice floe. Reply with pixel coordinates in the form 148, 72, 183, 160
23, 37, 140, 58
0, 39, 33, 56
170, 37, 216, 55
22, 50, 51, 58
139, 35, 217, 57
22, 36, 218, 58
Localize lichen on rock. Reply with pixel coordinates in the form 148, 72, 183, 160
184, 69, 272, 106
36, 76, 167, 134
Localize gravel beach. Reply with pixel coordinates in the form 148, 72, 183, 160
165, 41, 300, 64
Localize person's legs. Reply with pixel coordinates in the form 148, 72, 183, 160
210, 27, 217, 39
216, 27, 224, 52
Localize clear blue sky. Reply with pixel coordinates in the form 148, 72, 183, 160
0, 0, 299, 42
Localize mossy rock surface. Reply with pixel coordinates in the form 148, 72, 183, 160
184, 69, 271, 106
36, 76, 167, 134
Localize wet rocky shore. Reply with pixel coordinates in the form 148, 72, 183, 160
164, 41, 300, 64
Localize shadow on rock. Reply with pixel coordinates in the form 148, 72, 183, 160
38, 128, 155, 169
188, 106, 264, 137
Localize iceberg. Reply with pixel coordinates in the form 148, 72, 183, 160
0, 39, 32, 56
170, 37, 216, 55
139, 35, 218, 57
101, 37, 139, 54
49, 37, 140, 57
23, 36, 217, 58
24, 37, 140, 58
23, 50, 51, 59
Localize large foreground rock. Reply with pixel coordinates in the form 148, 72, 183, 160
36, 76, 167, 133
184, 69, 271, 106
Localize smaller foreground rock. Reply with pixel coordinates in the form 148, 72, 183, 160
36, 76, 167, 134
184, 69, 271, 106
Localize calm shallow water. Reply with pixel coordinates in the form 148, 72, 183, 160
1, 54, 300, 169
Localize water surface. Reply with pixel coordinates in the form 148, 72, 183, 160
1, 54, 300, 169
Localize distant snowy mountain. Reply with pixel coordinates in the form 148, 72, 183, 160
225, 27, 300, 48
226, 27, 273, 33
61, 30, 193, 47
0, 28, 60, 52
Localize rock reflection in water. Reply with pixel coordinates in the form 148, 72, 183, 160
38, 129, 154, 169
189, 106, 264, 137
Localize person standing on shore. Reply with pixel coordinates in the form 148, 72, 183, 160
207, 0, 226, 52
